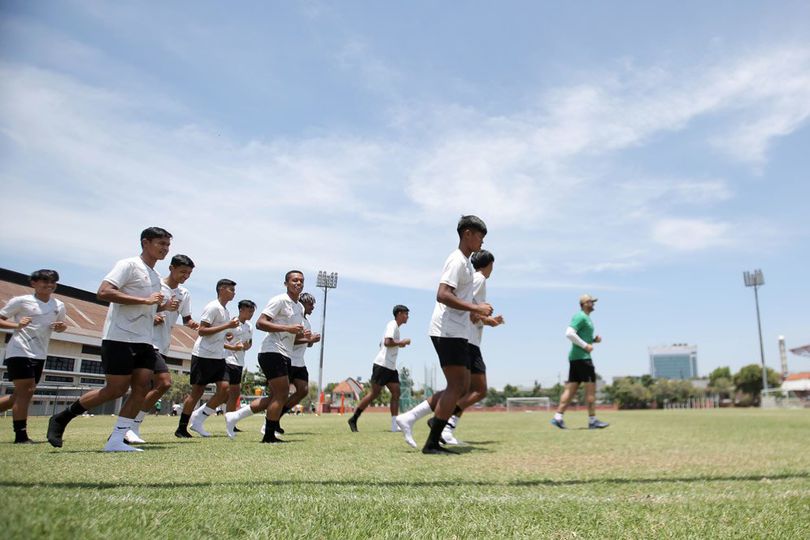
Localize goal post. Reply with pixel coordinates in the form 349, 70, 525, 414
506, 397, 551, 412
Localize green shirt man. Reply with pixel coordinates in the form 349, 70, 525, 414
568, 310, 595, 361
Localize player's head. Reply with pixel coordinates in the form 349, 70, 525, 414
579, 293, 598, 312
169, 254, 195, 283
300, 292, 316, 315
457, 215, 487, 251
140, 227, 172, 260
284, 270, 305, 297
30, 269, 59, 284
393, 304, 409, 324
237, 299, 256, 319
471, 249, 495, 277
216, 278, 237, 300
30, 269, 59, 296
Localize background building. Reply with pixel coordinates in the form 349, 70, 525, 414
649, 344, 698, 380
0, 267, 194, 415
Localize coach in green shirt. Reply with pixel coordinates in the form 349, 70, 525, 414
551, 294, 609, 430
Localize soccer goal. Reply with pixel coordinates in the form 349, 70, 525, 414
506, 397, 551, 412
760, 389, 806, 409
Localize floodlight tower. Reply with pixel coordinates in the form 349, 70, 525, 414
316, 271, 338, 414
743, 269, 768, 399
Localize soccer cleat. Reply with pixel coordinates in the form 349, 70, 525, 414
47, 416, 66, 448
233, 426, 243, 433
441, 423, 460, 445
103, 439, 144, 452
190, 423, 211, 437
348, 418, 358, 432
276, 424, 285, 435
395, 415, 417, 448
421, 443, 457, 455
589, 419, 610, 429
224, 412, 238, 439
550, 417, 567, 429
14, 438, 35, 444
124, 429, 146, 444
174, 428, 193, 438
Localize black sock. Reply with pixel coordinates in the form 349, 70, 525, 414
427, 417, 448, 447
178, 413, 190, 429
13, 420, 28, 442
350, 408, 364, 422
281, 405, 290, 415
55, 400, 85, 425
452, 406, 462, 416
263, 419, 280, 441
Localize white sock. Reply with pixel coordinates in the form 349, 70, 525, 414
233, 405, 254, 422
203, 406, 216, 416
448, 415, 460, 429
408, 400, 433, 421
554, 412, 564, 421
134, 410, 147, 423
110, 417, 134, 443
588, 415, 596, 423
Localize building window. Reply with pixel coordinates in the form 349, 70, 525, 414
165, 356, 183, 366
46, 356, 75, 372
80, 377, 105, 386
45, 375, 75, 383
80, 359, 104, 375
81, 344, 103, 356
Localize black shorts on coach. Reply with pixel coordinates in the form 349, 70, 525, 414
5, 357, 46, 382
225, 364, 243, 385
370, 364, 400, 386
468, 344, 486, 375
258, 352, 290, 380
289, 365, 309, 382
568, 359, 596, 383
190, 355, 227, 385
101, 340, 160, 375
430, 336, 470, 368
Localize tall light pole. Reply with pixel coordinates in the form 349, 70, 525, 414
316, 271, 338, 414
743, 269, 768, 400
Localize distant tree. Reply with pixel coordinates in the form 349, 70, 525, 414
640, 374, 655, 388
165, 373, 192, 404
733, 364, 781, 404
485, 387, 505, 407
240, 369, 257, 396
709, 366, 732, 386
608, 377, 652, 409
708, 377, 734, 399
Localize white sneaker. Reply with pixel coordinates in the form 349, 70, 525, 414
391, 418, 401, 432
260, 423, 265, 435
124, 429, 146, 444
395, 414, 417, 448
441, 424, 460, 445
103, 439, 144, 452
190, 422, 211, 437
224, 412, 237, 439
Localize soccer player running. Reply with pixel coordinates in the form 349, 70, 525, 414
397, 215, 493, 455
47, 227, 171, 452
174, 279, 239, 438
348, 305, 411, 433
551, 294, 609, 430
125, 255, 199, 444
0, 270, 67, 443
222, 299, 256, 432
278, 291, 320, 434
225, 271, 307, 443
439, 249, 504, 445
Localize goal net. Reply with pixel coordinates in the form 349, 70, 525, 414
506, 397, 551, 412
760, 389, 806, 409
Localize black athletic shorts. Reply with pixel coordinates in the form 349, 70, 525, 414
289, 364, 309, 382
102, 340, 160, 375
6, 357, 45, 383
370, 364, 400, 386
153, 352, 169, 374
468, 344, 486, 375
225, 364, 243, 385
190, 355, 227, 386
430, 336, 470, 368
258, 352, 290, 380
568, 359, 596, 383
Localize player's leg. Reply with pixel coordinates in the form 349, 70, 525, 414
585, 378, 608, 428
348, 382, 382, 432
10, 377, 36, 443
128, 370, 172, 443
104, 367, 153, 452
226, 366, 242, 412
191, 379, 229, 437
176, 384, 205, 437
263, 374, 290, 443
552, 380, 580, 429
424, 364, 469, 454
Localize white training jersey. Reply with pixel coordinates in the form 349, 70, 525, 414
1, 295, 66, 359
259, 293, 304, 358
288, 317, 311, 368
101, 256, 162, 344
428, 249, 475, 339
152, 282, 192, 354
225, 319, 253, 367
373, 319, 401, 370
191, 299, 231, 359
468, 272, 487, 347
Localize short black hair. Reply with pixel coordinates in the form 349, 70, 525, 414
393, 304, 409, 317
238, 299, 256, 310
285, 270, 304, 282
300, 292, 316, 305
30, 269, 59, 283
140, 227, 172, 243
216, 279, 236, 293
457, 215, 487, 237
471, 250, 495, 270
170, 254, 195, 268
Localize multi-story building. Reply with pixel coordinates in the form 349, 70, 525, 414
649, 344, 698, 380
0, 267, 194, 415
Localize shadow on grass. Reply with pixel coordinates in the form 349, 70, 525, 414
2, 471, 807, 490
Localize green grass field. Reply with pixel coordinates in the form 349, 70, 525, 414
0, 409, 808, 539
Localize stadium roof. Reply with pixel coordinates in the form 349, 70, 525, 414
781, 372, 810, 392
789, 345, 810, 357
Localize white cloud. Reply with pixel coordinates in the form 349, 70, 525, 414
651, 219, 732, 251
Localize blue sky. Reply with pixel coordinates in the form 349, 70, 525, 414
2, 1, 810, 389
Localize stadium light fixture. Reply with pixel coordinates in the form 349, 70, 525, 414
316, 271, 338, 414
743, 269, 768, 400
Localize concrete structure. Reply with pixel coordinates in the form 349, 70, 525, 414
649, 344, 698, 380
0, 267, 194, 415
